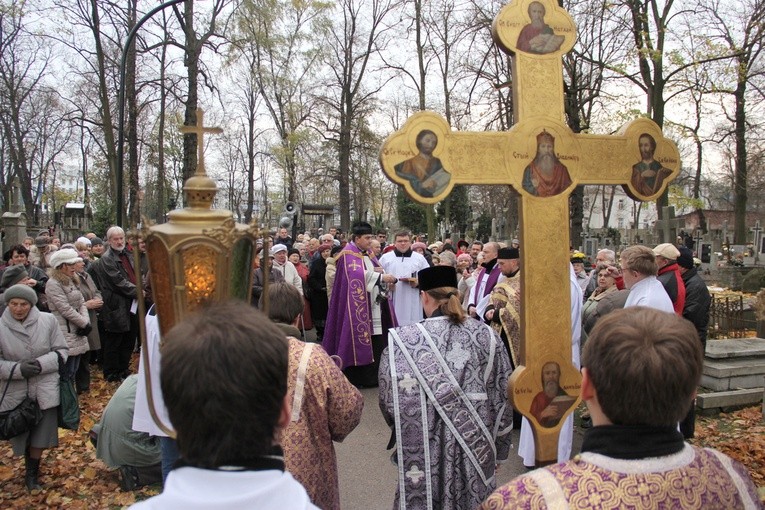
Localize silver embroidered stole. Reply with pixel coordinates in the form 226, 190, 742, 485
389, 322, 496, 510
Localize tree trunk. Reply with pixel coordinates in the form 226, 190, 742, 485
155, 22, 170, 224
733, 75, 747, 244
245, 85, 256, 224
182, 0, 199, 182
126, 0, 139, 227
89, 0, 118, 207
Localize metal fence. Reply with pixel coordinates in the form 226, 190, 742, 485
708, 294, 757, 339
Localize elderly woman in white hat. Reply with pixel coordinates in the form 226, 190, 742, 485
44, 249, 90, 384
0, 284, 68, 490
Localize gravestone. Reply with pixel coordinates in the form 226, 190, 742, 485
1, 211, 28, 251
701, 338, 765, 391
655, 206, 684, 244
379, 0, 680, 465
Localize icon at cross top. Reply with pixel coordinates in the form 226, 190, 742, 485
379, 0, 680, 465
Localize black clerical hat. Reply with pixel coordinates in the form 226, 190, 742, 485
497, 247, 519, 259
418, 266, 458, 291
352, 222, 373, 236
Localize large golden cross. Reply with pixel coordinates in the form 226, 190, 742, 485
180, 109, 223, 176
379, 0, 680, 465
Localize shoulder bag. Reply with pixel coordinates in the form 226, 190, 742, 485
55, 352, 80, 430
0, 364, 43, 440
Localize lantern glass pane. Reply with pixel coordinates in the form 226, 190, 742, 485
146, 237, 175, 336
230, 238, 254, 301
182, 244, 218, 311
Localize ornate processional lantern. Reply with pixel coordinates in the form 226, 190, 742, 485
136, 109, 259, 435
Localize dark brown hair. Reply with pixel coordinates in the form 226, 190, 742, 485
161, 301, 288, 467
582, 307, 702, 426
260, 282, 303, 325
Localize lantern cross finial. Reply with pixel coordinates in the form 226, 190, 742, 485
180, 109, 223, 176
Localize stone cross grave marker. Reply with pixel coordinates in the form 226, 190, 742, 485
656, 205, 685, 244
750, 220, 762, 264
379, 0, 681, 465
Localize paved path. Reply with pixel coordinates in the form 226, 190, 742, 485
335, 387, 585, 509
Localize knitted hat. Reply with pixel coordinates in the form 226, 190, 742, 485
677, 246, 694, 269
1, 265, 28, 288
34, 235, 50, 248
412, 242, 428, 252
90, 237, 104, 247
49, 248, 82, 269
4, 283, 37, 306
76, 236, 92, 246
318, 242, 333, 253
418, 266, 458, 292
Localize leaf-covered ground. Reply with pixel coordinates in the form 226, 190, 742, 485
691, 405, 765, 491
0, 357, 159, 509
0, 355, 763, 508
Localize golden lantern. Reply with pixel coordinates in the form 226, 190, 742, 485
135, 109, 259, 435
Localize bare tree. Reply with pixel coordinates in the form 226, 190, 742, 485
564, 0, 627, 244
315, 0, 397, 229
0, 1, 51, 218
173, 0, 232, 182
699, 0, 765, 242
230, 0, 329, 208
52, 0, 126, 208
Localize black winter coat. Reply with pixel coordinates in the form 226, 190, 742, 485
681, 267, 711, 347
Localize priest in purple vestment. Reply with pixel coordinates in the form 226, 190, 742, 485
467, 241, 501, 320
480, 307, 761, 510
380, 266, 513, 510
323, 222, 397, 388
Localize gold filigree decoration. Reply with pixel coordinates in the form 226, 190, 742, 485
202, 218, 261, 249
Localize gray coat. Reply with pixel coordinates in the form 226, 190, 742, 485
76, 271, 102, 351
0, 307, 68, 411
45, 276, 90, 357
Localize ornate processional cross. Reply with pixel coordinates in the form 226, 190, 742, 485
379, 0, 680, 465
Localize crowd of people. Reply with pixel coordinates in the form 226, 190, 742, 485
0, 223, 760, 509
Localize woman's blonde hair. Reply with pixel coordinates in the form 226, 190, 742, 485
425, 286, 465, 324
48, 266, 79, 285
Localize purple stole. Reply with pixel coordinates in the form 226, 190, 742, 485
472, 263, 501, 305
323, 242, 393, 367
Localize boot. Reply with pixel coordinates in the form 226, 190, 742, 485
25, 455, 42, 491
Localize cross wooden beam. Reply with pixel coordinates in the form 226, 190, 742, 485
180, 109, 223, 177
379, 0, 680, 465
